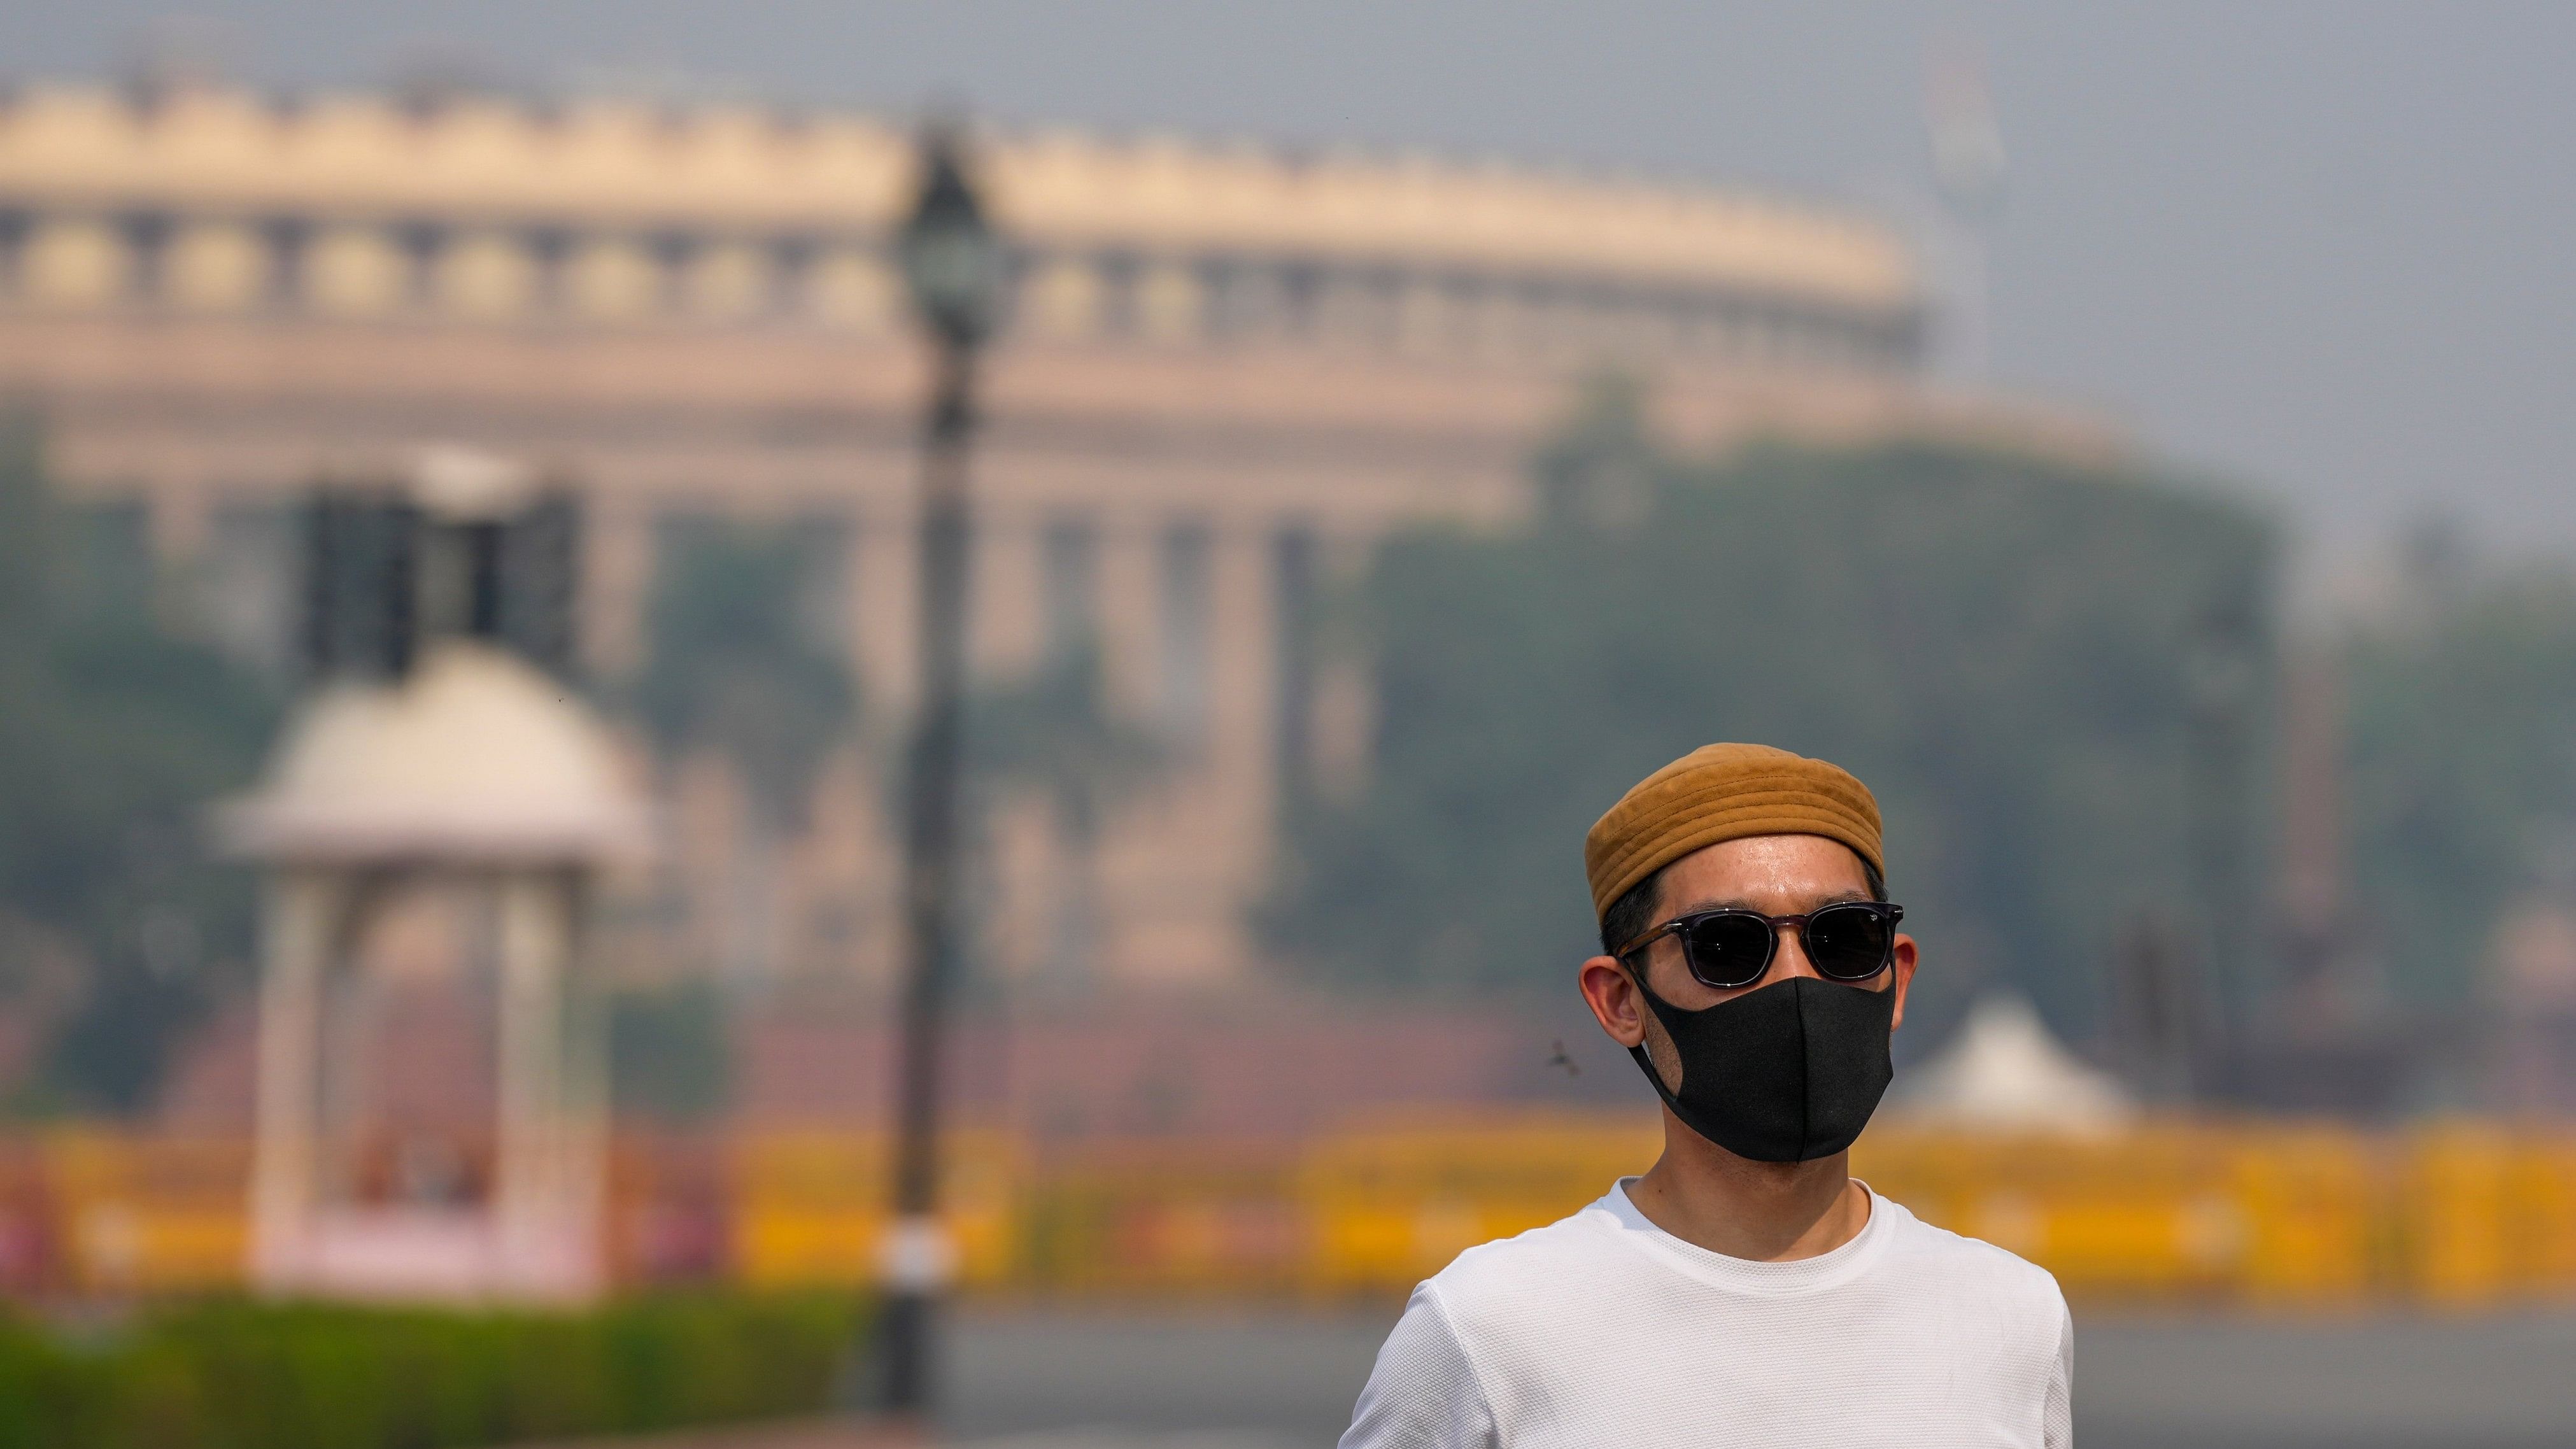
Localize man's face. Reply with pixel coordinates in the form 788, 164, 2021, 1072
1578, 833, 1918, 1090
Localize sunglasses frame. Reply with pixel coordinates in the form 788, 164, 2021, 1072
1615, 900, 1905, 991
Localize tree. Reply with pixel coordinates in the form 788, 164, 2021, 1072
0, 416, 279, 1112
1263, 435, 2275, 1048
609, 979, 733, 1122
632, 521, 858, 984
2343, 563, 2576, 1003
1534, 372, 1659, 530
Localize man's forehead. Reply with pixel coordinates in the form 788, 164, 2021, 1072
1658, 833, 1873, 900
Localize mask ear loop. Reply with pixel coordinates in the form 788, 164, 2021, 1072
1618, 957, 1688, 1099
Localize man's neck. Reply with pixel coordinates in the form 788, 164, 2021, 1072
1624, 1108, 1872, 1262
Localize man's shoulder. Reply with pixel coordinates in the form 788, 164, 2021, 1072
1418, 1198, 1630, 1324
1872, 1193, 2067, 1315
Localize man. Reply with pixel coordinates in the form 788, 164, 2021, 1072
1341, 742, 2070, 1448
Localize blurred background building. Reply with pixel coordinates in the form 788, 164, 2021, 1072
0, 77, 2104, 1008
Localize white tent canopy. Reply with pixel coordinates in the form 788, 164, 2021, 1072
1889, 993, 2136, 1134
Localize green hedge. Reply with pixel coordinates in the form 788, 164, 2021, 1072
0, 1291, 865, 1449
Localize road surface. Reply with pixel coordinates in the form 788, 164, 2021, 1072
940, 1305, 2576, 1448
555, 1306, 2576, 1448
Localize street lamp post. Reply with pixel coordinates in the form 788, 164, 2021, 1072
882, 116, 1005, 1420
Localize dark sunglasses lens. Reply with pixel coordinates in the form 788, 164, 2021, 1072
1806, 905, 1893, 980
1682, 914, 1774, 988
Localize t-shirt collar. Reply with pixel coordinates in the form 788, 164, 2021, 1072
1590, 1175, 1896, 1296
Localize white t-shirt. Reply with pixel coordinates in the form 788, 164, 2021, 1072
1340, 1180, 2072, 1448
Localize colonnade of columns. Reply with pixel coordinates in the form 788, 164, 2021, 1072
828, 504, 1351, 987
0, 212, 907, 331
621, 491, 1375, 987
0, 205, 1915, 374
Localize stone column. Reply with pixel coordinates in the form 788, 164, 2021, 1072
250, 870, 343, 1290
581, 499, 654, 677
1310, 530, 1379, 803
493, 868, 594, 1298
1094, 516, 1161, 719
555, 874, 611, 1292
1129, 521, 1273, 986
143, 467, 214, 563
853, 511, 919, 724
1206, 523, 1278, 880
828, 518, 902, 989
973, 513, 1045, 678
1080, 517, 1161, 987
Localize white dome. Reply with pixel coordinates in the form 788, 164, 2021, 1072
1888, 993, 2136, 1135
218, 643, 648, 865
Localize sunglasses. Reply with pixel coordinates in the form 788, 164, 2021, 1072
1615, 901, 1905, 991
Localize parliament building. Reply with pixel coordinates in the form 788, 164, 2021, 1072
0, 81, 2107, 996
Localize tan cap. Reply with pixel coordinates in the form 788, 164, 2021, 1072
1583, 743, 1883, 921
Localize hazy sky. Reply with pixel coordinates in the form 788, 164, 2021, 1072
10, 2, 2572, 563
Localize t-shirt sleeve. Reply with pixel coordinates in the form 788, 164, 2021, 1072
2043, 1296, 2074, 1449
1338, 1283, 1501, 1449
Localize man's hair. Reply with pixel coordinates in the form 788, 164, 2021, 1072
1598, 852, 1888, 958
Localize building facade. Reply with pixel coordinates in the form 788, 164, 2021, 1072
0, 81, 2111, 993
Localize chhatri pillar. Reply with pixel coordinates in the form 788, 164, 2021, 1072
218, 448, 645, 1303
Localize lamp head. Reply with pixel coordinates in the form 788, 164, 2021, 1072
898, 117, 1006, 348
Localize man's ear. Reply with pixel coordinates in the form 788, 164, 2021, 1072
1888, 933, 1918, 1031
1579, 954, 1647, 1049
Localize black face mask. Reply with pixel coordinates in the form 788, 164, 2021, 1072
1626, 973, 1897, 1163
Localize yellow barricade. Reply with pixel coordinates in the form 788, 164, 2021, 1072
1020, 1140, 1306, 1297
1864, 1129, 2240, 1301
730, 1128, 1021, 1290
11, 1117, 2576, 1310
2400, 1122, 2514, 1308
43, 1131, 249, 1294
2396, 1124, 2576, 1308
2230, 1126, 2377, 1308
1299, 1112, 1663, 1296
1860, 1124, 2379, 1307
2502, 1133, 2576, 1299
